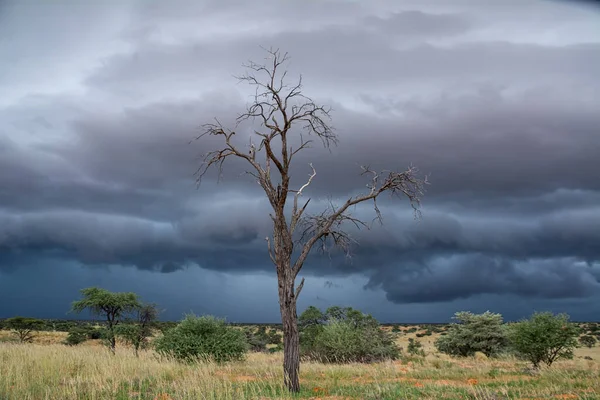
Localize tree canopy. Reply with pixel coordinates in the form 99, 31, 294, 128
71, 287, 142, 353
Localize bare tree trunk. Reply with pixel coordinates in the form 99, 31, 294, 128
279, 277, 300, 392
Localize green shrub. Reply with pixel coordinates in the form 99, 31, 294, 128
269, 343, 284, 353
579, 335, 597, 348
154, 315, 247, 363
267, 329, 282, 345
64, 327, 88, 346
87, 327, 105, 340
299, 306, 399, 363
435, 311, 508, 358
407, 338, 425, 356
507, 312, 580, 368
243, 327, 268, 352
298, 306, 326, 350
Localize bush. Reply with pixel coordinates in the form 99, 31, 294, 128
579, 335, 597, 348
243, 327, 268, 352
407, 338, 425, 356
87, 327, 105, 340
154, 315, 247, 363
435, 311, 508, 358
64, 327, 88, 346
267, 329, 282, 345
299, 306, 399, 363
269, 343, 284, 353
507, 312, 580, 368
299, 306, 326, 350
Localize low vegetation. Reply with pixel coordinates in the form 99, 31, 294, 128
1, 287, 599, 399
154, 315, 248, 363
298, 306, 399, 363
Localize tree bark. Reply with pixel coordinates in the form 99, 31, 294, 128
278, 273, 300, 392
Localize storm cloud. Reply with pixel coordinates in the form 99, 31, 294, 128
1, 0, 599, 321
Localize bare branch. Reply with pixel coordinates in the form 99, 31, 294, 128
290, 163, 316, 234
296, 199, 368, 260
295, 277, 305, 299
292, 165, 428, 277
265, 236, 277, 265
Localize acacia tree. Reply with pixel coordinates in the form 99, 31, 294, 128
5, 316, 45, 343
70, 287, 141, 354
193, 48, 427, 392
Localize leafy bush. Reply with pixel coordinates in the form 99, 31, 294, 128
269, 343, 284, 353
87, 327, 105, 339
299, 306, 399, 363
299, 306, 326, 350
154, 315, 247, 363
435, 311, 508, 358
116, 303, 159, 356
64, 327, 89, 346
243, 327, 268, 352
267, 329, 282, 345
407, 338, 425, 356
507, 312, 580, 368
391, 325, 401, 333
579, 335, 597, 348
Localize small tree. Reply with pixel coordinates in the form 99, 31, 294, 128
435, 311, 508, 358
4, 316, 45, 343
507, 312, 580, 368
193, 47, 427, 392
70, 287, 141, 354
578, 335, 597, 349
154, 315, 247, 363
116, 303, 159, 356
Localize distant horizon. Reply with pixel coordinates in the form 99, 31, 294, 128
2, 314, 599, 326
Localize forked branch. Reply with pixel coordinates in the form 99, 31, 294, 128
292, 165, 427, 277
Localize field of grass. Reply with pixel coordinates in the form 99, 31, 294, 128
1, 327, 599, 400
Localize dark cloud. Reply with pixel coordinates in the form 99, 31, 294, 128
370, 255, 600, 304
1, 0, 600, 321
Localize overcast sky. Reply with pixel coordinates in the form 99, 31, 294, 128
1, 0, 599, 323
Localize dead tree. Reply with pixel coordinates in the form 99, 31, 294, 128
193, 47, 427, 393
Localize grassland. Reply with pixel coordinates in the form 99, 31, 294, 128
1, 326, 599, 400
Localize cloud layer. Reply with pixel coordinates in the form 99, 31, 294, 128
1, 0, 599, 320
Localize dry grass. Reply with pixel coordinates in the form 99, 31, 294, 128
1, 329, 599, 400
